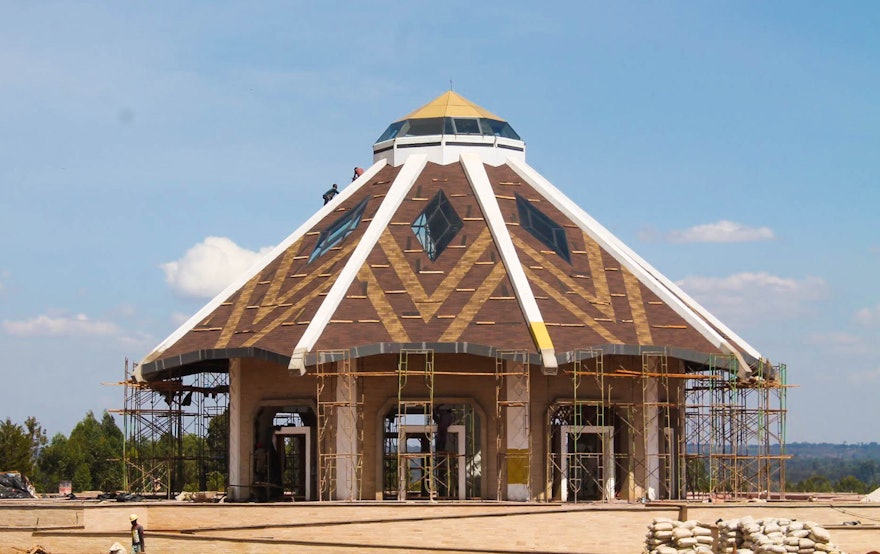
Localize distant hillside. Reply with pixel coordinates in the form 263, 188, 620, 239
784, 442, 880, 492
786, 442, 880, 459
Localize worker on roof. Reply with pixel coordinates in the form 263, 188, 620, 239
322, 183, 339, 205
352, 166, 364, 181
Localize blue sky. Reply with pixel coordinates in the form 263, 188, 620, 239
1, 2, 878, 443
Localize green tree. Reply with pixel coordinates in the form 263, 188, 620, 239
795, 474, 833, 493
0, 416, 46, 478
35, 433, 72, 493
0, 418, 34, 474
24, 417, 48, 460
205, 410, 229, 486
35, 411, 124, 493
835, 475, 867, 494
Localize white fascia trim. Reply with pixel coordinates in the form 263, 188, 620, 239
460, 152, 557, 370
135, 160, 388, 382
288, 154, 429, 375
506, 157, 761, 365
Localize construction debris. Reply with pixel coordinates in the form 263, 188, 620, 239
0, 471, 36, 499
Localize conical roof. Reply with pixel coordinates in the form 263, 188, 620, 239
399, 91, 504, 121
138, 94, 762, 381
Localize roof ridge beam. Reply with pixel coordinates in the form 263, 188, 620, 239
506, 157, 760, 371
460, 152, 558, 373
288, 154, 429, 375
135, 160, 388, 382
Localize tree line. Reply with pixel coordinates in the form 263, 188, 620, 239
3, 411, 878, 495
786, 457, 880, 494
0, 412, 227, 494
0, 412, 122, 493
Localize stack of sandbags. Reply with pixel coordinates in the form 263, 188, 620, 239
716, 517, 746, 553
720, 517, 847, 554
644, 518, 715, 553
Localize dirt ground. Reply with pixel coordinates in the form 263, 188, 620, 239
2, 499, 879, 554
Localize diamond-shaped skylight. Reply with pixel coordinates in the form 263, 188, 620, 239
308, 197, 369, 263
411, 190, 462, 262
515, 193, 571, 264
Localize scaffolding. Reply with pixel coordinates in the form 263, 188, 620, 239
115, 358, 229, 496
547, 348, 610, 502
684, 355, 788, 499
393, 348, 436, 500
316, 349, 364, 500
632, 351, 678, 500
115, 347, 788, 502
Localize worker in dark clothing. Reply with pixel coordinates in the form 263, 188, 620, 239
129, 513, 146, 553
322, 183, 339, 204
434, 406, 455, 453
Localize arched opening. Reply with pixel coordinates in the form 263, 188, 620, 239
381, 402, 481, 500
548, 403, 617, 502
253, 405, 317, 501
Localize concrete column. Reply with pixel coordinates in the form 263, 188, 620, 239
644, 378, 660, 500
505, 361, 530, 501
335, 366, 358, 500
228, 358, 245, 501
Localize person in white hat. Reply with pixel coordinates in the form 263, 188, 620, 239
129, 513, 146, 553
108, 541, 127, 554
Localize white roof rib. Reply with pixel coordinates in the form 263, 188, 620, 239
288, 154, 429, 375
460, 152, 558, 371
135, 160, 388, 382
506, 157, 761, 370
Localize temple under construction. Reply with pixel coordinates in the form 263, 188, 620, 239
122, 91, 789, 502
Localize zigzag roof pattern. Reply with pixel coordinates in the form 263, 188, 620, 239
139, 162, 761, 381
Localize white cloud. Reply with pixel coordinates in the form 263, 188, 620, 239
170, 312, 191, 326
117, 330, 155, 350
845, 368, 880, 385
161, 236, 273, 299
663, 220, 775, 243
676, 272, 827, 323
853, 304, 880, 326
2, 313, 120, 337
804, 331, 871, 356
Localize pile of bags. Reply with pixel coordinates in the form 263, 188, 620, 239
644, 516, 848, 554
716, 516, 846, 554
645, 518, 714, 553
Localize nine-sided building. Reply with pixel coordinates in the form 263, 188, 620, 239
136, 91, 787, 502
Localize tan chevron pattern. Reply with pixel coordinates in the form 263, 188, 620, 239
215, 239, 359, 348
142, 160, 730, 377
439, 263, 508, 342
252, 240, 303, 324
357, 264, 410, 342
622, 269, 653, 344
512, 234, 614, 318
522, 266, 620, 343
378, 227, 495, 322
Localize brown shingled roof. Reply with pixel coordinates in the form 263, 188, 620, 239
140, 157, 756, 381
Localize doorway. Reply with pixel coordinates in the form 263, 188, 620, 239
253, 406, 316, 501
396, 424, 466, 500
274, 426, 311, 501
559, 425, 614, 502
382, 403, 481, 500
